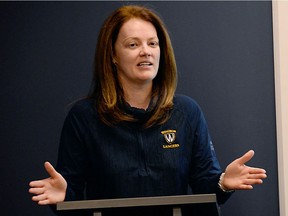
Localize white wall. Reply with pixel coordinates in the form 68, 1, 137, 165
272, 1, 288, 216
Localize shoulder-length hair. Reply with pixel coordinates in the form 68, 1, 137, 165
88, 5, 177, 128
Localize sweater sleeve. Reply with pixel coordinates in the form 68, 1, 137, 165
56, 103, 90, 202
187, 101, 233, 204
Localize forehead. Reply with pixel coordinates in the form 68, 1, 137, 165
118, 18, 157, 39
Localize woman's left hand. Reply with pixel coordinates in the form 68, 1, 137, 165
221, 150, 267, 191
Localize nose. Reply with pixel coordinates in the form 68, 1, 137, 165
139, 45, 151, 57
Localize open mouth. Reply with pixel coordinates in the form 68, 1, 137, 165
137, 62, 153, 67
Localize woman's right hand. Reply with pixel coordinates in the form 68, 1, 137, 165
29, 162, 67, 205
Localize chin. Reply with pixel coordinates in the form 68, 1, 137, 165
138, 71, 157, 79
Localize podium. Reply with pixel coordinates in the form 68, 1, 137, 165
57, 194, 219, 216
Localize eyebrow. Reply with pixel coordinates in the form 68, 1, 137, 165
122, 36, 159, 43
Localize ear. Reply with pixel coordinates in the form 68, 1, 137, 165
111, 56, 118, 72
112, 54, 118, 64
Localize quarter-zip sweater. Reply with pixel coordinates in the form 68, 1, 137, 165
56, 94, 232, 209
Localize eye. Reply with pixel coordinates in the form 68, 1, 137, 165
127, 42, 138, 49
149, 41, 159, 48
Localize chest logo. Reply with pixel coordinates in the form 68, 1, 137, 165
161, 130, 179, 148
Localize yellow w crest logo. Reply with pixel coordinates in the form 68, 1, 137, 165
161, 130, 176, 144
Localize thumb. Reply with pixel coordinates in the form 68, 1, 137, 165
237, 150, 255, 165
44, 161, 59, 179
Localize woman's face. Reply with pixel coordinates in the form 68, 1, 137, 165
114, 18, 160, 87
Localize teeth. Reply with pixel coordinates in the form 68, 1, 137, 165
139, 62, 151, 66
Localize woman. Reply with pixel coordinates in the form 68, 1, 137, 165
29, 5, 267, 215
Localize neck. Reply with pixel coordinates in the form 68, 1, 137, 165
123, 83, 152, 110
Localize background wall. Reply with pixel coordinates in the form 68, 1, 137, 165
0, 1, 278, 216
272, 1, 288, 215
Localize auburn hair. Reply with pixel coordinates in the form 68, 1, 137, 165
88, 5, 177, 128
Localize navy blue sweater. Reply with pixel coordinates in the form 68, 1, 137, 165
55, 94, 232, 215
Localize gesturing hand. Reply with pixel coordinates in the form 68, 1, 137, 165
221, 150, 267, 191
29, 162, 67, 205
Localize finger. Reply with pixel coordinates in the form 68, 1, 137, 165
248, 167, 267, 174
238, 184, 254, 190
29, 180, 45, 188
38, 199, 52, 205
242, 178, 264, 185
247, 173, 267, 180
29, 187, 45, 195
32, 193, 47, 202
237, 150, 255, 165
44, 161, 59, 179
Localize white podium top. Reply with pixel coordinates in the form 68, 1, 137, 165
57, 194, 217, 211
